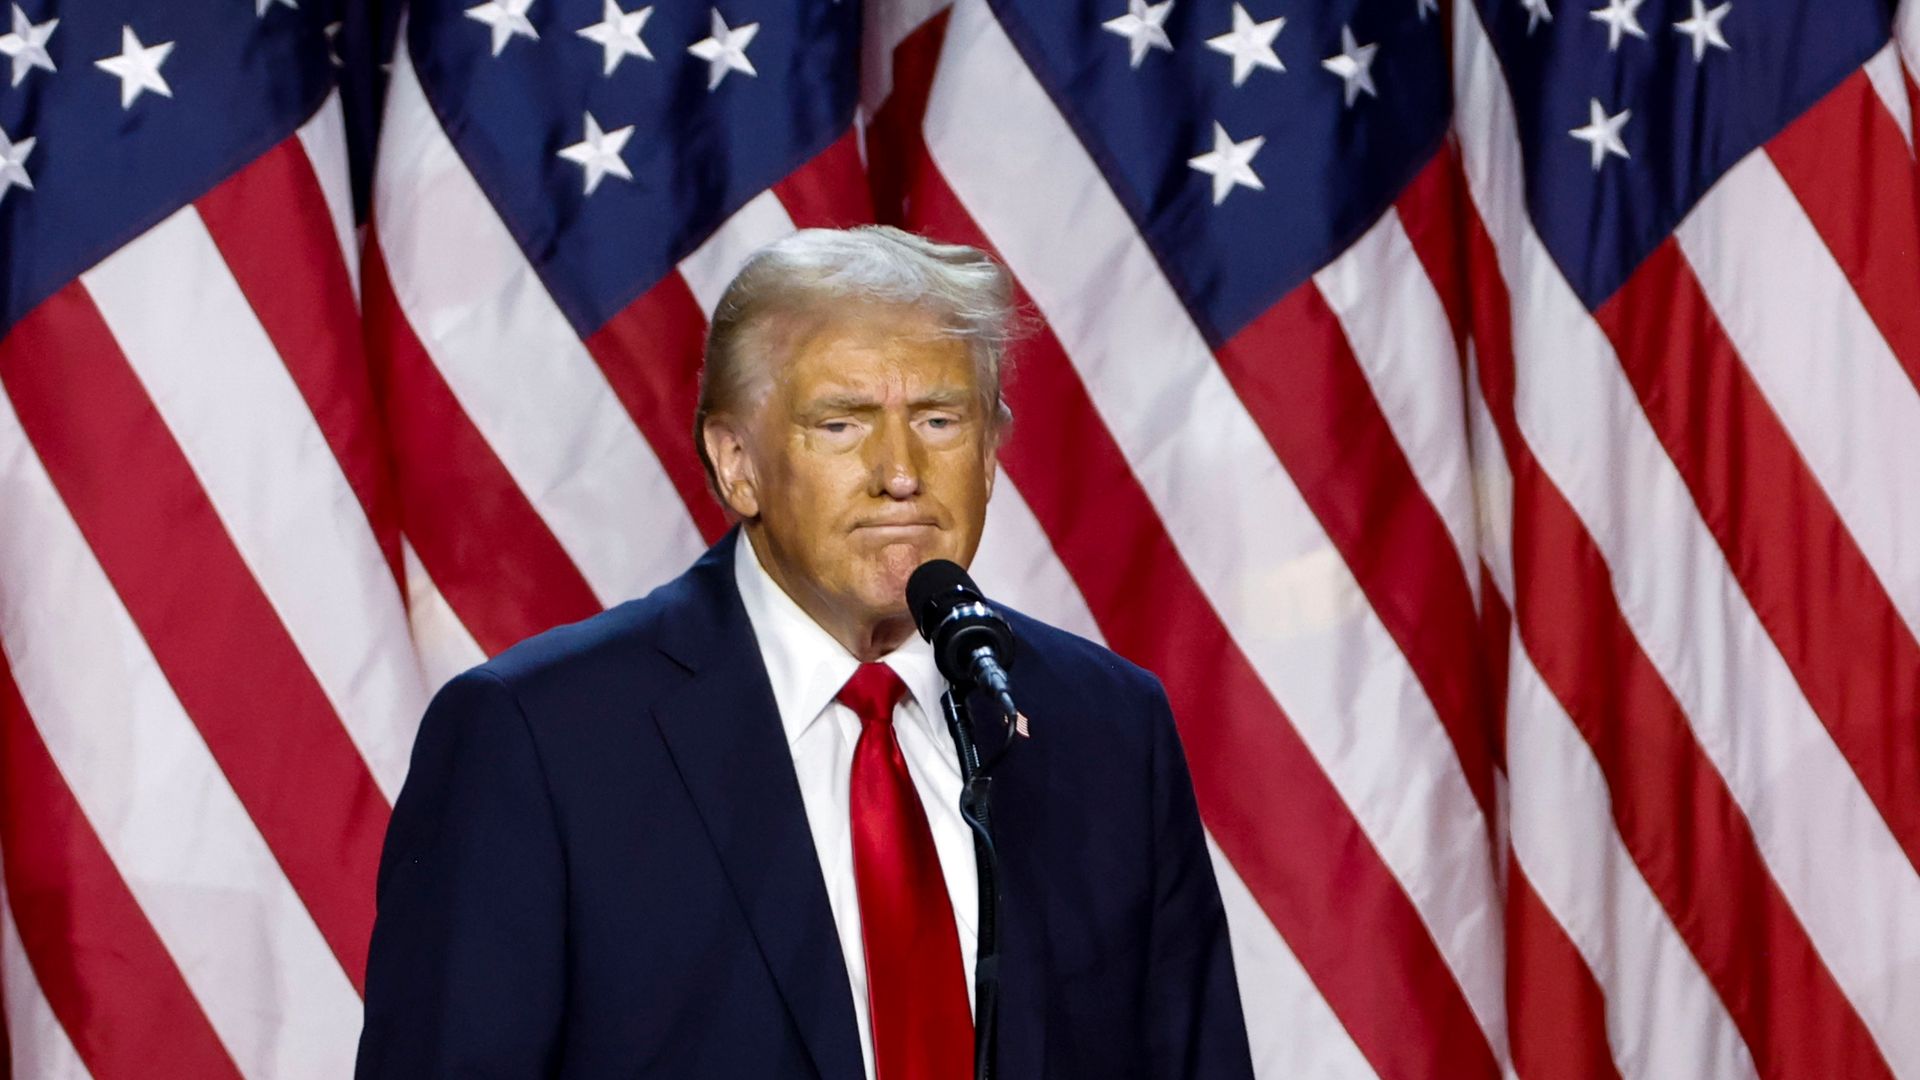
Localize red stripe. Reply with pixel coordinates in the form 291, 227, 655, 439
1461, 200, 1895, 1080
0, 284, 387, 994
1598, 239, 1920, 874
585, 274, 730, 544
1479, 567, 1510, 771
898, 158, 1500, 1080
772, 128, 874, 229
1506, 857, 1622, 1080
0, 658, 243, 1080
868, 11, 950, 227
1395, 149, 1472, 355
363, 238, 602, 655
1766, 70, 1920, 396
1218, 281, 1497, 823
194, 136, 406, 595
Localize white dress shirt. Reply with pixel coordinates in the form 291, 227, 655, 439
732, 536, 979, 1080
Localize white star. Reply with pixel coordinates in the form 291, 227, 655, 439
557, 111, 634, 195
687, 8, 758, 90
0, 124, 33, 205
1521, 0, 1553, 34
94, 25, 174, 109
466, 0, 538, 57
1102, 0, 1174, 69
254, 0, 297, 16
1569, 97, 1631, 170
1589, 0, 1647, 50
324, 21, 344, 66
1205, 4, 1283, 87
577, 1, 653, 75
0, 5, 58, 88
1320, 25, 1377, 107
1416, 0, 1439, 20
1187, 121, 1265, 205
1673, 0, 1730, 61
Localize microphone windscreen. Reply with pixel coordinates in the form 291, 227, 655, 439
906, 559, 976, 638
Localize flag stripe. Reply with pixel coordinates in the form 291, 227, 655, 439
1311, 207, 1479, 583
1205, 837, 1376, 1080
1504, 860, 1620, 1080
1395, 150, 1473, 355
583, 274, 729, 545
363, 239, 602, 655
400, 539, 490, 692
1501, 631, 1760, 1080
923, 1, 1507, 1053
0, 326, 365, 1078
1717, 144, 1920, 650
903, 159, 1501, 1080
84, 205, 424, 802
1458, 198, 1895, 1079
0, 661, 243, 1080
375, 48, 703, 607
1471, 368, 1755, 1080
0, 284, 385, 1000
0, 894, 91, 1080
771, 128, 875, 229
1766, 70, 1920, 396
677, 190, 801, 317
1216, 281, 1496, 822
1596, 241, 1920, 1067
293, 92, 363, 302
195, 134, 402, 591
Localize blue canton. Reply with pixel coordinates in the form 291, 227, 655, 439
409, 0, 860, 339
990, 0, 1451, 348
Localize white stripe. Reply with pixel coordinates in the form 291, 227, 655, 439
1864, 43, 1915, 155
1454, 7, 1920, 1072
1681, 151, 1920, 645
375, 41, 703, 607
678, 191, 798, 317
1314, 209, 1480, 585
970, 477, 1102, 643
1502, 634, 1759, 1080
296, 91, 363, 301
1901, 2, 1920, 98
1, 888, 93, 1080
81, 207, 425, 802
1206, 834, 1377, 1080
1465, 346, 1514, 603
404, 537, 488, 693
0, 387, 361, 1080
928, 0, 1508, 1054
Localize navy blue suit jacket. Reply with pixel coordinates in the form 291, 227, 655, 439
356, 531, 1255, 1078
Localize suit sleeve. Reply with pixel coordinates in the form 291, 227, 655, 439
355, 669, 567, 1079
1142, 678, 1257, 1080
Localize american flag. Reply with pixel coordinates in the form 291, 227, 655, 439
2, 0, 1918, 1076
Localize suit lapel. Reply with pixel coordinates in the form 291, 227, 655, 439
649, 534, 865, 1080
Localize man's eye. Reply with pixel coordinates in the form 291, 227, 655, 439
925, 416, 955, 429
821, 420, 853, 434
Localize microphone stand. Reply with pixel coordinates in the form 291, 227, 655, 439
941, 688, 1003, 1080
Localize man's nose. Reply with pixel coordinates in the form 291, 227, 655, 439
869, 413, 922, 499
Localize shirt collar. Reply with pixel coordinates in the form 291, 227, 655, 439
733, 532, 950, 747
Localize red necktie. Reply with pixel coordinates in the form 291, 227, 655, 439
839, 663, 973, 1080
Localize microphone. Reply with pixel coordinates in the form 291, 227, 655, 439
906, 559, 1018, 725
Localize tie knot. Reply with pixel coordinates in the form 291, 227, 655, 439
837, 663, 907, 730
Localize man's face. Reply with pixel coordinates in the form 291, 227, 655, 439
709, 304, 998, 641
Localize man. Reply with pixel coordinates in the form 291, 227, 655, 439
356, 227, 1255, 1079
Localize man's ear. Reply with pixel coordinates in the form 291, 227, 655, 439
703, 416, 761, 520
